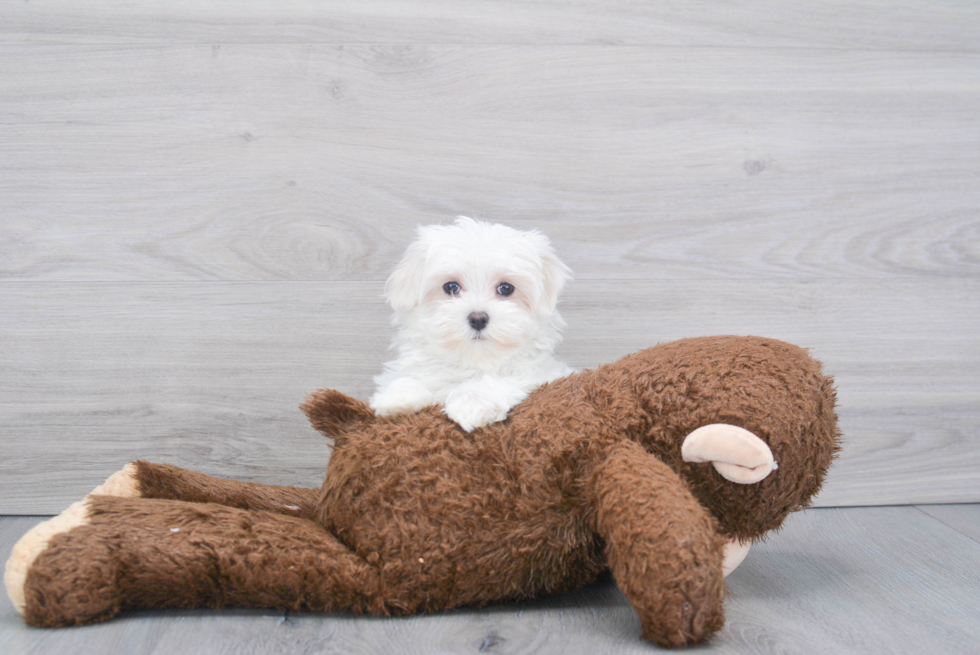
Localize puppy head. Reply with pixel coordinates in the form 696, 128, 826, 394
385, 216, 572, 359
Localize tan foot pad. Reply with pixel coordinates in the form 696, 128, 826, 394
89, 462, 140, 498
722, 539, 751, 577
4, 499, 92, 616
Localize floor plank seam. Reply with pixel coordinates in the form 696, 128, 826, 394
911, 505, 980, 544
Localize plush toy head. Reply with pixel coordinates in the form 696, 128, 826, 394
6, 335, 839, 649
620, 336, 840, 542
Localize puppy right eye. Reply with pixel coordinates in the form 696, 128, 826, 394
443, 281, 461, 296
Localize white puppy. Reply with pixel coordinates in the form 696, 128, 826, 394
370, 216, 574, 432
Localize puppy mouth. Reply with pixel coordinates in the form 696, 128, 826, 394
467, 329, 500, 343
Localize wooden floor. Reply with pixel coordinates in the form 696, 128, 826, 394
2, 505, 978, 654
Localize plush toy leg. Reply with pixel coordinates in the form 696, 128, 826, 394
681, 424, 775, 484
90, 461, 321, 520
8, 495, 382, 627
590, 439, 726, 647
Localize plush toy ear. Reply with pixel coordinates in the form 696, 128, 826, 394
384, 235, 429, 314
300, 389, 374, 440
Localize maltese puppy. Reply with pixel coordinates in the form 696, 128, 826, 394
370, 216, 574, 431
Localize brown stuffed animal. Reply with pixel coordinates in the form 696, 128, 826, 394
4, 336, 839, 648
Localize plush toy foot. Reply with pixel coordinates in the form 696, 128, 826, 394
4, 499, 94, 619
89, 463, 141, 497
722, 539, 751, 577
5, 469, 139, 626
681, 424, 776, 484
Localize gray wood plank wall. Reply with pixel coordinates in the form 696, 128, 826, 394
2, 1, 978, 513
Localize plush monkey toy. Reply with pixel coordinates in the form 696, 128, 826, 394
5, 336, 839, 648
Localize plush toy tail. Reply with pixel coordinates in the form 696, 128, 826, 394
301, 389, 375, 444
8, 495, 385, 627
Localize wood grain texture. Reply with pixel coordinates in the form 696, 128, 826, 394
719, 506, 980, 653
1, 44, 978, 281
2, 506, 978, 654
1, 279, 977, 512
1, 0, 978, 49
1, 2, 978, 514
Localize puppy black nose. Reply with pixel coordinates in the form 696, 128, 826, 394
467, 312, 489, 331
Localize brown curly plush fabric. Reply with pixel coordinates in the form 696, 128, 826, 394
10, 336, 839, 648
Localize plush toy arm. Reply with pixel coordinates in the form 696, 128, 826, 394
589, 439, 726, 647
7, 495, 384, 626
91, 461, 321, 520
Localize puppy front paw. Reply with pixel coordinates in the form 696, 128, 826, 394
370, 377, 435, 416
444, 390, 510, 432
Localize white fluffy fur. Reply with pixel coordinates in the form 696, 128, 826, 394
370, 216, 574, 431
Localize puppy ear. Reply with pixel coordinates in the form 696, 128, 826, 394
535, 235, 573, 313
384, 235, 429, 313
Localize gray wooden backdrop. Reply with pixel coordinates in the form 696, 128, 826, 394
2, 1, 978, 513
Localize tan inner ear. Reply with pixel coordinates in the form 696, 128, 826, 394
681, 424, 775, 484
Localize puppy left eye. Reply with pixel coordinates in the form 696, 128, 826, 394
496, 282, 515, 297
